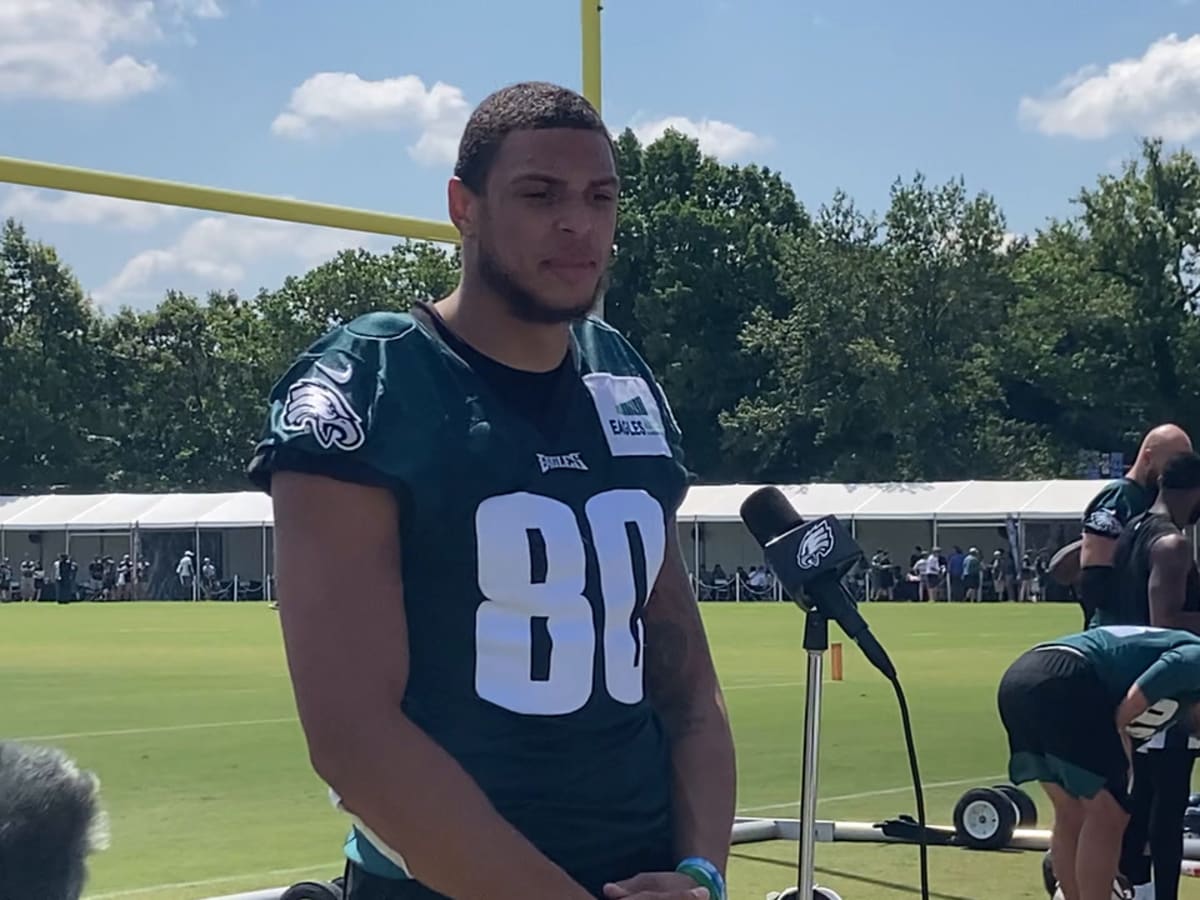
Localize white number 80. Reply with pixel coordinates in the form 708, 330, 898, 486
473, 489, 667, 716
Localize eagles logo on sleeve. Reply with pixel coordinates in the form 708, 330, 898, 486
1084, 507, 1122, 539
796, 520, 835, 570
280, 372, 366, 452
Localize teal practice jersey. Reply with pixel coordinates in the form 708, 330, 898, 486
1081, 477, 1156, 541
1037, 625, 1200, 739
247, 308, 692, 888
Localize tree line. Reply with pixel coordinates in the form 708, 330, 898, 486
3, 132, 1199, 494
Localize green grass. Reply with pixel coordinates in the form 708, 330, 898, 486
3, 602, 1196, 899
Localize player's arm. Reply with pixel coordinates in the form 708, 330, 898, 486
642, 525, 737, 874
271, 472, 593, 900
1121, 646, 1200, 731
1146, 534, 1200, 632
1075, 501, 1125, 616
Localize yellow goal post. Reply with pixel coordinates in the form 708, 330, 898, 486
0, 1, 603, 249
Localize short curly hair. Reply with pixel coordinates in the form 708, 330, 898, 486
1162, 451, 1200, 490
454, 81, 612, 193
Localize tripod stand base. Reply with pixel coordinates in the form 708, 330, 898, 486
765, 887, 843, 900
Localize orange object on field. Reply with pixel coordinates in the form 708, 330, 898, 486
830, 642, 843, 681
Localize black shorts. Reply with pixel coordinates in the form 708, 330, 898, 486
997, 646, 1132, 810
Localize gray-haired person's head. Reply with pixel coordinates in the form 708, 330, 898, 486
0, 742, 109, 900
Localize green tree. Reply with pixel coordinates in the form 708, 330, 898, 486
998, 139, 1200, 468
723, 175, 1021, 481
95, 291, 273, 489
0, 220, 108, 491
607, 129, 807, 480
255, 241, 460, 376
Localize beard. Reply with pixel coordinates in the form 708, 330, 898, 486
477, 242, 606, 325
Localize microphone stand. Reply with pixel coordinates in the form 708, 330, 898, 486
796, 607, 834, 900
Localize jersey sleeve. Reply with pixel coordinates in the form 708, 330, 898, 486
1133, 644, 1200, 706
648, 377, 692, 481
1082, 483, 1129, 539
246, 325, 396, 493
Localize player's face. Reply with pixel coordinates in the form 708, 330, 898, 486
471, 128, 618, 324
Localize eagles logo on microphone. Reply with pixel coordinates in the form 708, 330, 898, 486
796, 520, 835, 570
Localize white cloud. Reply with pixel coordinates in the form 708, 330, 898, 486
92, 214, 390, 309
631, 115, 768, 161
1, 186, 181, 230
272, 72, 470, 165
1019, 33, 1200, 140
0, 0, 223, 102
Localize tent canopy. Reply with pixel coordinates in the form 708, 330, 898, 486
0, 492, 273, 530
676, 480, 1106, 523
0, 480, 1107, 530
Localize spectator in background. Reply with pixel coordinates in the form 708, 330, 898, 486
19, 557, 34, 602
116, 555, 133, 601
1035, 552, 1050, 601
747, 565, 770, 598
102, 557, 116, 600
54, 554, 76, 605
919, 548, 944, 602
1019, 553, 1037, 602
175, 550, 195, 601
711, 563, 730, 601
963, 547, 982, 602
910, 545, 925, 570
200, 557, 218, 600
0, 558, 10, 602
993, 549, 1017, 602
136, 559, 150, 599
948, 545, 965, 601
0, 741, 109, 900
87, 557, 104, 599
33, 562, 45, 602
870, 549, 895, 601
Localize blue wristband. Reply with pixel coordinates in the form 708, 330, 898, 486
676, 857, 726, 900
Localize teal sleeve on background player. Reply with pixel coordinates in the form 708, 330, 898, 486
1133, 645, 1200, 706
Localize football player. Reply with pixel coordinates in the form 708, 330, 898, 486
1049, 425, 1192, 625
997, 625, 1200, 900
1090, 451, 1200, 900
247, 82, 736, 900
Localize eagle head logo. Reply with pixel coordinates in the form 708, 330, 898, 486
796, 520, 835, 570
281, 377, 365, 451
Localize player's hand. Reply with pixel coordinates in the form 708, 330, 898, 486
602, 871, 710, 899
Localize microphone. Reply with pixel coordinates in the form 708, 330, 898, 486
740, 486, 897, 680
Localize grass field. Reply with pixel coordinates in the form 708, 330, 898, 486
4, 601, 1199, 900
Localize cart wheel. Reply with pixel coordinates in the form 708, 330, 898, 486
993, 783, 1038, 827
952, 787, 1016, 850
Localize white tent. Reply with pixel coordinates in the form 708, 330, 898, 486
0, 480, 1109, 530
674, 479, 1106, 524
0, 481, 1108, 603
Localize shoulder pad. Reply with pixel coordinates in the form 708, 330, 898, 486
344, 311, 418, 341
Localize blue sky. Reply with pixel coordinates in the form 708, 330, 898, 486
1, 0, 1198, 311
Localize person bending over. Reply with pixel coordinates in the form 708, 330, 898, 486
997, 625, 1200, 900
1092, 450, 1200, 899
